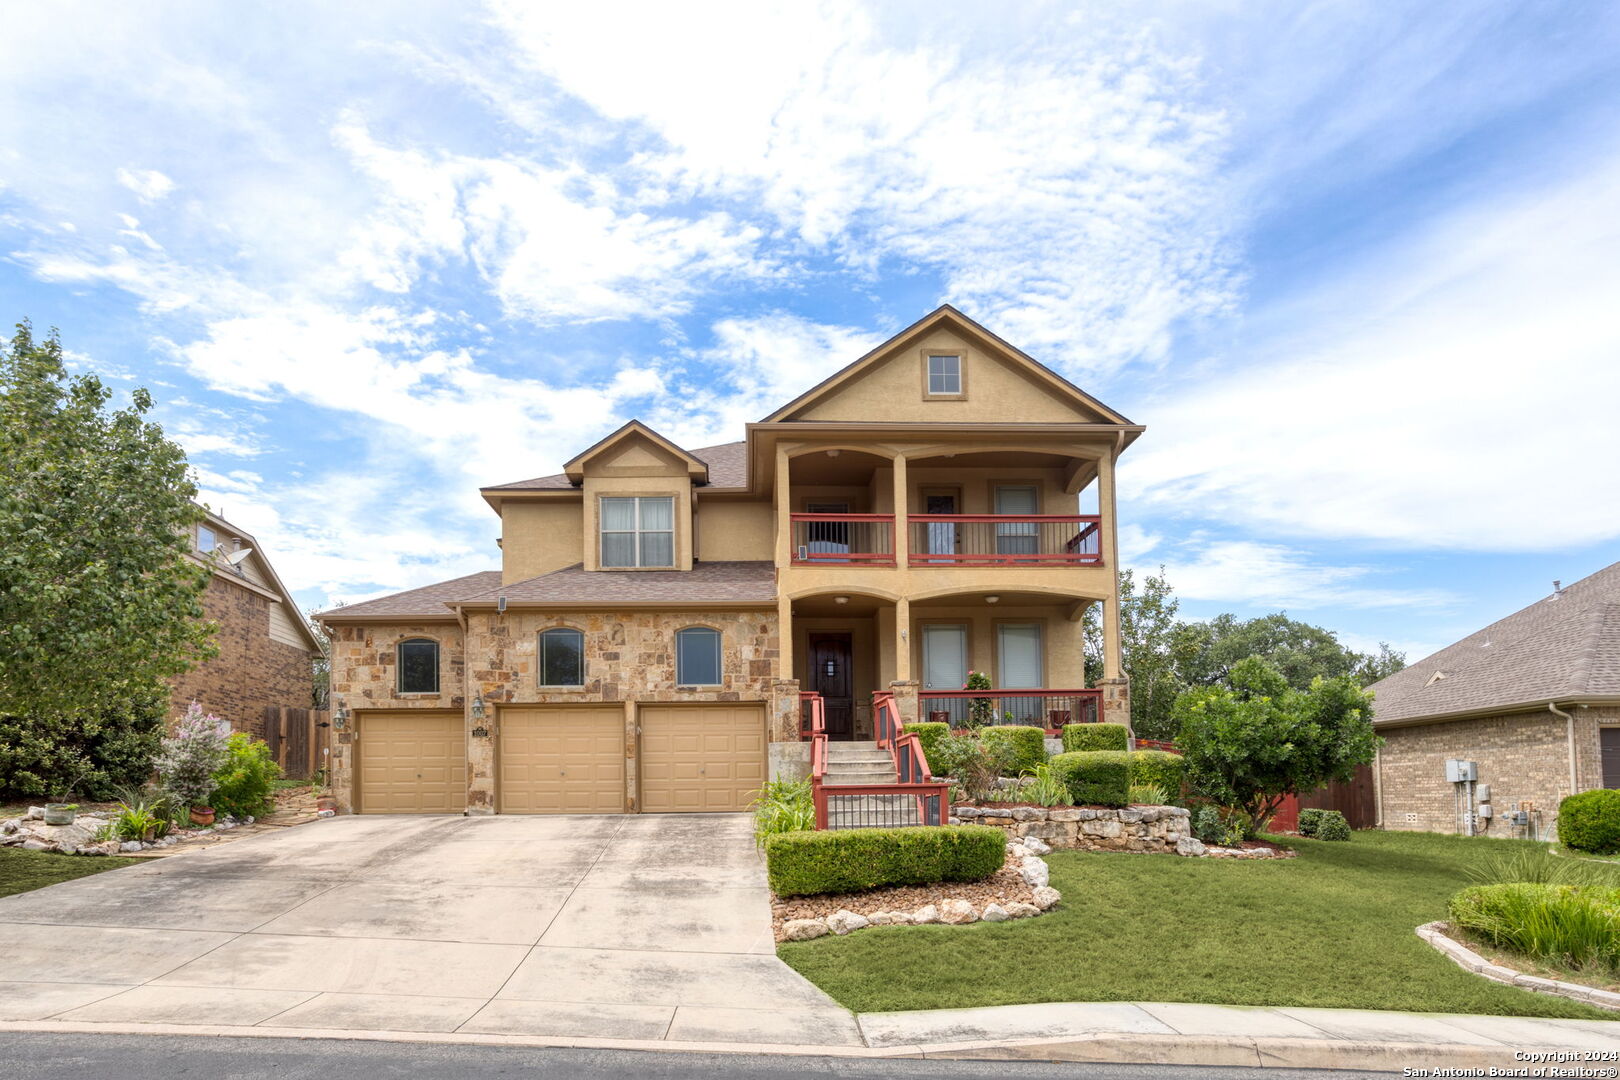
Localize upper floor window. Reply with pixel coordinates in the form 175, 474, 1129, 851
539, 627, 585, 687
601, 496, 674, 568
197, 525, 216, 553
675, 626, 722, 686
926, 354, 962, 396
397, 638, 440, 693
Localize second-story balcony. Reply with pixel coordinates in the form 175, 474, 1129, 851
908, 515, 1101, 565
791, 513, 896, 565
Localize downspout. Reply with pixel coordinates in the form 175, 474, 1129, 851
1373, 747, 1384, 828
1550, 701, 1578, 796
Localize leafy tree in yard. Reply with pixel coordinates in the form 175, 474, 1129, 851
0, 321, 214, 798
1083, 566, 1194, 740
1178, 611, 1403, 691
1173, 656, 1380, 837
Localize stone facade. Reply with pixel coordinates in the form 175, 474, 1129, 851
169, 573, 314, 737
328, 622, 468, 711
955, 804, 1198, 854
1377, 705, 1620, 838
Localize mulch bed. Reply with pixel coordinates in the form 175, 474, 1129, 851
770, 850, 1037, 940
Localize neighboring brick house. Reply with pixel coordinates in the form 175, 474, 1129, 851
169, 507, 320, 736
1369, 561, 1620, 839
317, 305, 1141, 816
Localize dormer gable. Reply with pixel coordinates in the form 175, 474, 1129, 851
761, 305, 1132, 427
564, 420, 710, 485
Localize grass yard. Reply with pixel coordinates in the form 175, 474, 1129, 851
0, 846, 141, 899
779, 830, 1619, 1020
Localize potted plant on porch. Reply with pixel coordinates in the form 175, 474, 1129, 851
155, 703, 230, 831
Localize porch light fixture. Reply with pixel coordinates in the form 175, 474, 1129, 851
826, 449, 841, 457
834, 595, 849, 605
824, 659, 838, 678
985, 594, 1001, 604
471, 692, 486, 721
332, 701, 349, 731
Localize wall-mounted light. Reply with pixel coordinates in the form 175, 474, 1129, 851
332, 701, 350, 731
823, 658, 838, 678
985, 595, 1001, 605
834, 595, 849, 605
471, 692, 486, 722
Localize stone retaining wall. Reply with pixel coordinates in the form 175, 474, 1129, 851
954, 804, 1206, 856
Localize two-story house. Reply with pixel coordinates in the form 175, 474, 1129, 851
316, 306, 1142, 815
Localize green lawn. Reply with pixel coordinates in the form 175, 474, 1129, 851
0, 846, 141, 899
779, 830, 1619, 1019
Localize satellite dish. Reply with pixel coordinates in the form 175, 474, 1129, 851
222, 547, 253, 566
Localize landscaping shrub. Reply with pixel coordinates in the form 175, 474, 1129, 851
1062, 723, 1129, 753
1050, 750, 1129, 807
209, 733, 282, 818
155, 703, 229, 811
765, 825, 1005, 897
935, 733, 1015, 803
1558, 789, 1620, 855
1448, 883, 1620, 974
750, 777, 815, 845
1128, 750, 1184, 803
1312, 810, 1351, 841
1020, 762, 1076, 807
1128, 783, 1168, 806
0, 684, 169, 801
903, 722, 950, 775
1192, 804, 1251, 846
981, 726, 1046, 775
1297, 808, 1326, 837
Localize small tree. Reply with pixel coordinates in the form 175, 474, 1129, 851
155, 703, 230, 811
1173, 656, 1380, 837
963, 669, 995, 730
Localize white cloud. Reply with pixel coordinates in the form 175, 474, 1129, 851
1145, 538, 1453, 612
115, 167, 175, 203
1124, 156, 1620, 552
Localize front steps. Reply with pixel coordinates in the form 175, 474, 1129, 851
821, 741, 897, 786
819, 741, 921, 828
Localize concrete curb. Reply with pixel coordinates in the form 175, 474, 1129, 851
1416, 921, 1620, 1011
1, 1015, 1614, 1070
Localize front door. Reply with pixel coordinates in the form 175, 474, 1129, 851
924, 492, 958, 560
809, 633, 854, 739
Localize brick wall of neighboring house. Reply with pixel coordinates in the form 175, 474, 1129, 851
170, 573, 314, 736
1377, 705, 1620, 839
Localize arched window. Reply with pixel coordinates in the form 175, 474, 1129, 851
397, 638, 440, 693
539, 627, 585, 687
675, 626, 722, 686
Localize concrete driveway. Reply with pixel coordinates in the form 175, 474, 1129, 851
0, 814, 860, 1046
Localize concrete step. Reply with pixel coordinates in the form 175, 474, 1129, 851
822, 770, 899, 787
824, 752, 894, 765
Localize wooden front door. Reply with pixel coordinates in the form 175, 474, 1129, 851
808, 633, 855, 740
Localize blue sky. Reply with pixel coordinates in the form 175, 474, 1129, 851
4, 1, 1619, 663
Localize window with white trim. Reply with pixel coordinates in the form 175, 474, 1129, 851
600, 496, 675, 568
926, 354, 962, 395
539, 627, 585, 687
675, 626, 722, 686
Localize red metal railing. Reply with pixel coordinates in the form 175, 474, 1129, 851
919, 688, 1101, 732
909, 515, 1102, 565
790, 514, 895, 565
807, 690, 948, 829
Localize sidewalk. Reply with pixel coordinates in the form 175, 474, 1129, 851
4, 999, 1617, 1071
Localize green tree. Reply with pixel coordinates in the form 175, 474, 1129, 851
1084, 566, 1192, 741
1177, 611, 1404, 691
1173, 656, 1380, 837
0, 321, 214, 795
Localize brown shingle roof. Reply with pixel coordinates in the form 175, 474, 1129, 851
460, 561, 776, 606
485, 440, 749, 492
1368, 561, 1620, 725
315, 571, 501, 620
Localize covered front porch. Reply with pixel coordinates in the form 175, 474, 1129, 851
779, 586, 1122, 741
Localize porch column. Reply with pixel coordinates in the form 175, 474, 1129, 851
893, 596, 911, 681
891, 451, 909, 566
777, 593, 794, 682
774, 444, 792, 568
1097, 448, 1124, 681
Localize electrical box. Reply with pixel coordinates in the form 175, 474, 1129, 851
1505, 810, 1529, 826
1445, 759, 1479, 783
1476, 783, 1492, 804
1478, 802, 1493, 818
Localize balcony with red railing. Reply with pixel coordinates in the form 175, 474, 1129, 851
790, 514, 895, 566
918, 688, 1102, 733
908, 515, 1101, 565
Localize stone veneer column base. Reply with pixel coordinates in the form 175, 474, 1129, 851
1098, 676, 1132, 736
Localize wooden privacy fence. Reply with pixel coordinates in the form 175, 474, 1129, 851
261, 706, 330, 780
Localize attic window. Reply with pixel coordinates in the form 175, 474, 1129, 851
926, 354, 963, 396
197, 525, 216, 553
1425, 670, 1448, 688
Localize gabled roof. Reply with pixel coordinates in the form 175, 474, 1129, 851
1368, 561, 1620, 726
458, 561, 776, 607
759, 304, 1135, 427
314, 570, 502, 622
561, 420, 709, 484
484, 440, 748, 493
193, 506, 321, 650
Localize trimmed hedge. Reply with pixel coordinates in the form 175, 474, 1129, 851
981, 726, 1047, 775
903, 722, 950, 775
1298, 807, 1350, 841
764, 825, 1006, 897
1062, 722, 1129, 753
1050, 750, 1130, 807
1559, 789, 1620, 854
1128, 750, 1184, 803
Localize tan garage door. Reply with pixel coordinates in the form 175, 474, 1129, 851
639, 704, 767, 813
358, 711, 466, 814
499, 706, 625, 814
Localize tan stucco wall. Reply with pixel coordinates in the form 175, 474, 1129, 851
1377, 705, 1620, 838
694, 498, 773, 561
905, 605, 1085, 690
501, 500, 584, 583
581, 474, 693, 572
795, 328, 1101, 424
